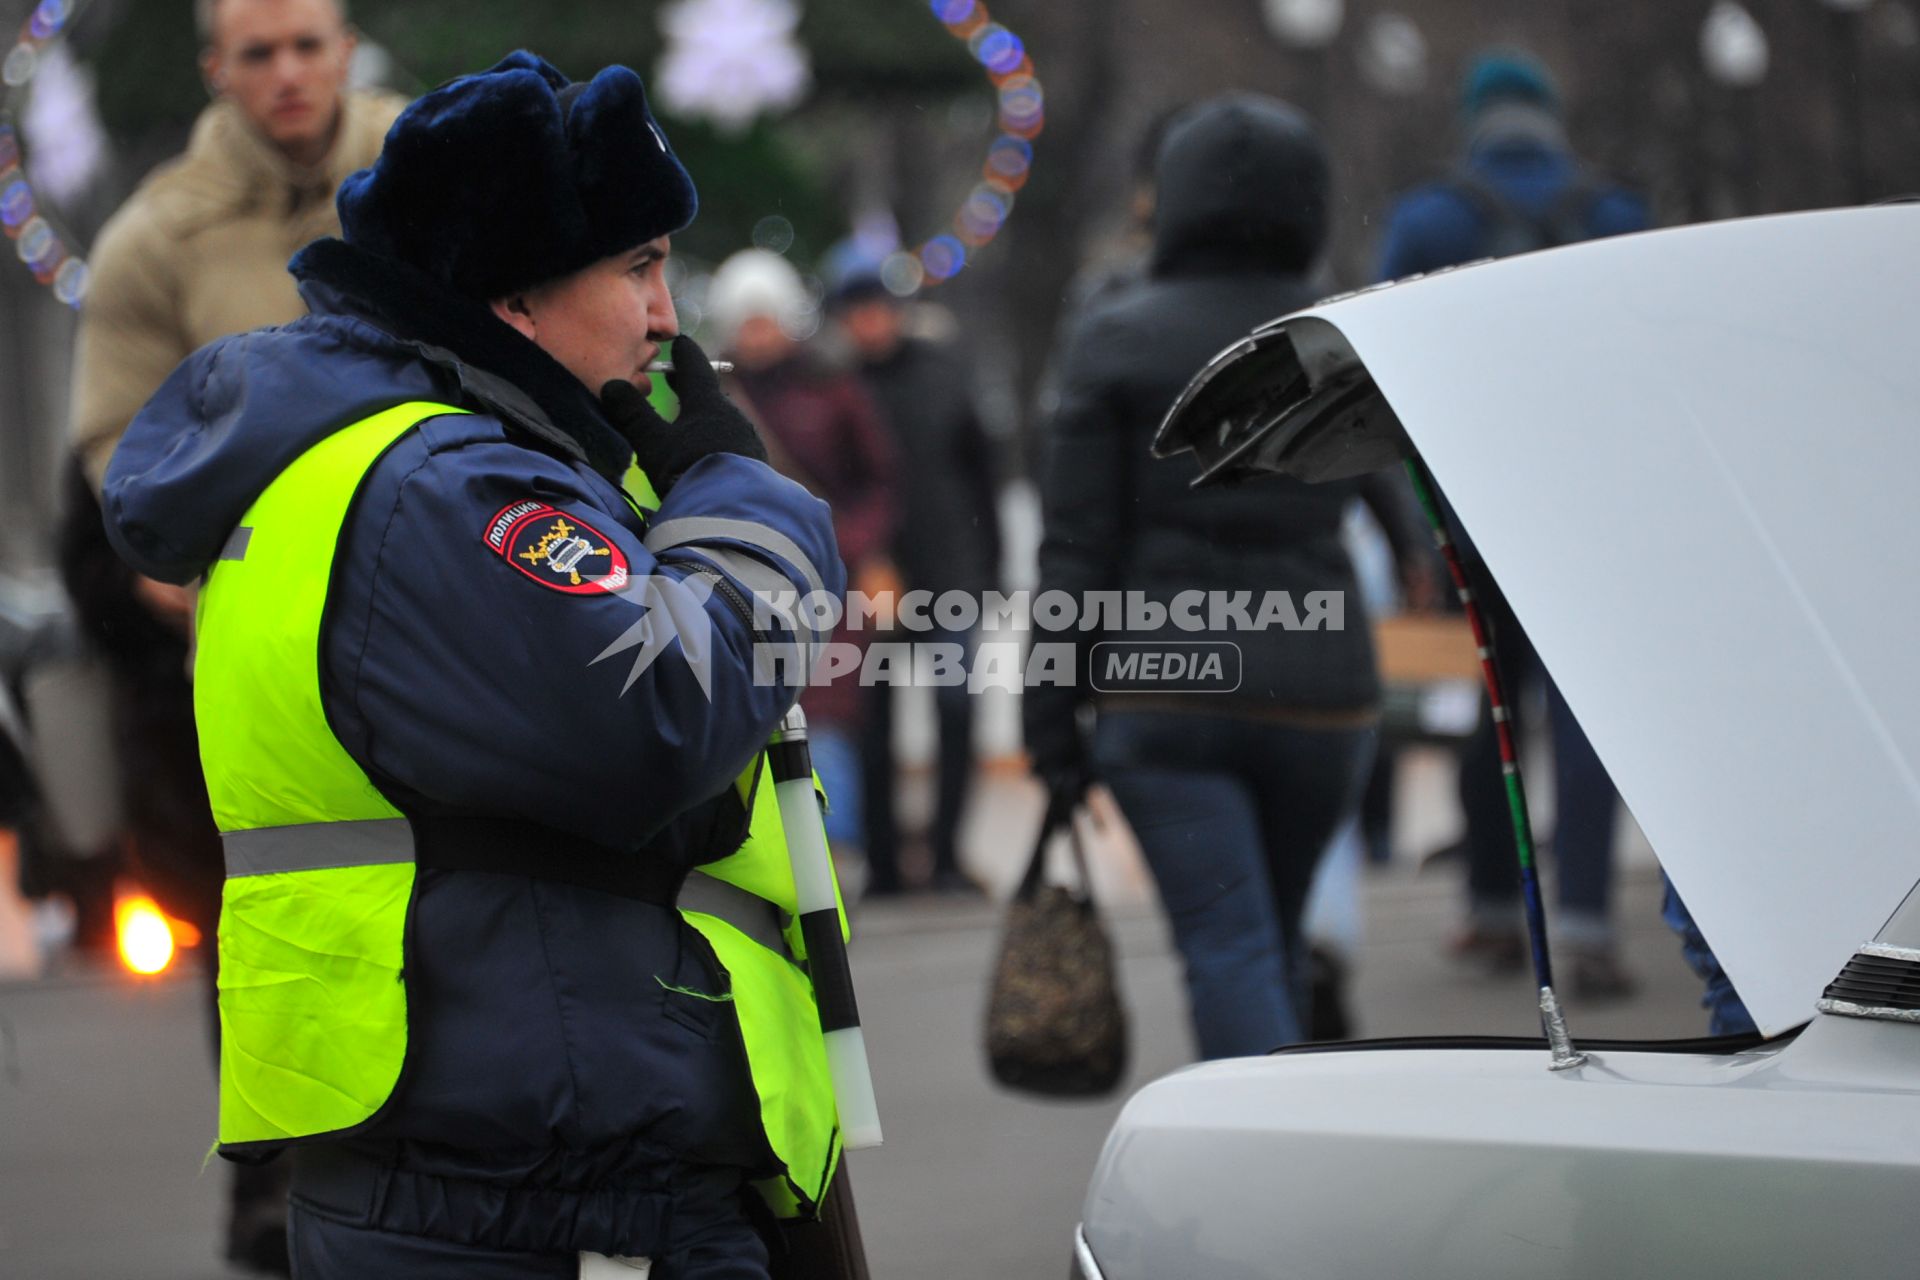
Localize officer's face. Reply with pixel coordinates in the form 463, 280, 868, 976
495, 238, 680, 396
203, 0, 355, 169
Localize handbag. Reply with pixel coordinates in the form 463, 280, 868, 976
983, 795, 1129, 1097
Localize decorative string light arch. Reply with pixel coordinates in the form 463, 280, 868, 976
1, 0, 89, 307
905, 0, 1044, 289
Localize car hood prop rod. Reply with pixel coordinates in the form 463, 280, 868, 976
1406, 456, 1587, 1073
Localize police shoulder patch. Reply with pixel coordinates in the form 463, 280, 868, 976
485, 501, 630, 595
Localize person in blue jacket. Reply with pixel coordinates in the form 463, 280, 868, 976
1376, 50, 1648, 281
1376, 51, 1653, 1000
102, 52, 845, 1278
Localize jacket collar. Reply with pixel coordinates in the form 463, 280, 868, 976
187, 92, 387, 217
1465, 102, 1571, 159
291, 238, 634, 479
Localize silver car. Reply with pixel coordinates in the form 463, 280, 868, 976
1074, 204, 1920, 1280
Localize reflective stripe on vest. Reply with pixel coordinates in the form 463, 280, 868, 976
196, 406, 841, 1215
222, 815, 790, 959
222, 820, 413, 876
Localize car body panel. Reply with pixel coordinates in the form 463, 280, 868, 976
1079, 1016, 1920, 1280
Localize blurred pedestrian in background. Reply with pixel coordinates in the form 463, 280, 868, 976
0, 586, 72, 975
1375, 48, 1648, 1000
1025, 94, 1416, 1061
59, 0, 400, 1271
832, 268, 1000, 895
708, 249, 898, 884
73, 0, 400, 492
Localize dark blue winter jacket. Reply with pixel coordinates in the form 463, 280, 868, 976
1375, 133, 1650, 282
100, 238, 845, 1256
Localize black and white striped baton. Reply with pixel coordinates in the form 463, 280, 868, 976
770, 706, 883, 1148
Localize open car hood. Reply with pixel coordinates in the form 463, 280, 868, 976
1156, 205, 1920, 1034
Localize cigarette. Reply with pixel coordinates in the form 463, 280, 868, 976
645, 359, 734, 374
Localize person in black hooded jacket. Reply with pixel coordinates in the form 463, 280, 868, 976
1024, 94, 1414, 1060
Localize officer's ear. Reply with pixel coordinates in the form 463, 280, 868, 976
490, 294, 538, 343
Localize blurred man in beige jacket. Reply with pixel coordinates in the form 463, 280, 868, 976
71, 0, 402, 493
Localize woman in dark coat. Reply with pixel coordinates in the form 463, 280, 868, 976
1025, 95, 1401, 1060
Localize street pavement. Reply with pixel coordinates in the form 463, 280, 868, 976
0, 750, 1717, 1278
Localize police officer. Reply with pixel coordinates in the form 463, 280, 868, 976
103, 52, 847, 1278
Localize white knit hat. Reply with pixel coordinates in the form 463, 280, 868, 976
704, 248, 811, 350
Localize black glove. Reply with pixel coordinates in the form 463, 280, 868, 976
601, 335, 768, 495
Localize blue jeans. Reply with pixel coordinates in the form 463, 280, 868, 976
1094, 711, 1375, 1060
1661, 875, 1757, 1037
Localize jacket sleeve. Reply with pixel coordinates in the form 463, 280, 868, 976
69, 208, 190, 493
1025, 304, 1130, 760
328, 433, 845, 851
1033, 306, 1129, 626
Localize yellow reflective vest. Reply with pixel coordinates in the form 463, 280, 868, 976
195, 400, 841, 1217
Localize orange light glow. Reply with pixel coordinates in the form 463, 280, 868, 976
115, 893, 176, 976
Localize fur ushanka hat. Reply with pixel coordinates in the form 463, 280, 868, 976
337, 51, 697, 300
